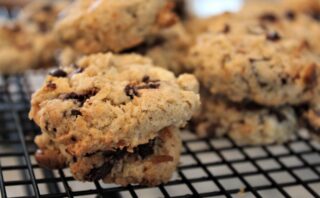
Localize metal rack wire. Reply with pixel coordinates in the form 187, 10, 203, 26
1, 1, 320, 197
0, 73, 320, 198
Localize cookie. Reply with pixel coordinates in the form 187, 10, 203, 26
54, 0, 177, 54
59, 23, 192, 74
0, 0, 68, 74
30, 53, 200, 185
194, 93, 297, 145
189, 32, 320, 106
0, 21, 61, 74
35, 126, 181, 186
0, 22, 39, 74
18, 0, 70, 33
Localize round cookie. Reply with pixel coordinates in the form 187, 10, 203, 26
189, 32, 320, 106
54, 0, 177, 54
29, 52, 200, 156
18, 0, 70, 33
194, 94, 297, 145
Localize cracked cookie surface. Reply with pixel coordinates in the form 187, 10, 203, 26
54, 0, 177, 54
30, 53, 200, 184
189, 32, 320, 106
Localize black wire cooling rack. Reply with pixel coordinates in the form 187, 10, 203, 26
1, 2, 320, 197
1, 73, 320, 198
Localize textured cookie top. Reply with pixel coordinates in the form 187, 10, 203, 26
18, 0, 69, 33
29, 53, 200, 156
190, 32, 320, 106
0, 22, 39, 73
54, 0, 177, 54
0, 21, 59, 73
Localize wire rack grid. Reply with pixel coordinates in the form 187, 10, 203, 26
1, 2, 320, 197
0, 71, 320, 198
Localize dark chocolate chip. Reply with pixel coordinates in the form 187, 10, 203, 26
222, 24, 230, 34
142, 75, 150, 83
63, 92, 79, 100
103, 150, 117, 157
310, 11, 320, 21
281, 78, 288, 85
135, 139, 155, 159
266, 32, 281, 41
124, 84, 140, 99
71, 109, 82, 117
45, 121, 49, 131
233, 100, 265, 111
38, 22, 48, 33
42, 4, 53, 12
259, 13, 278, 22
84, 150, 126, 181
285, 10, 296, 20
84, 151, 100, 157
85, 160, 115, 181
63, 90, 98, 106
304, 65, 317, 87
122, 37, 166, 54
206, 123, 220, 134
293, 103, 309, 117
46, 81, 57, 90
49, 69, 67, 77
147, 82, 160, 89
173, 0, 187, 19
249, 57, 271, 64
71, 136, 77, 141
269, 109, 287, 122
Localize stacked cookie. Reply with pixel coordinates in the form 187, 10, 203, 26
30, 53, 200, 186
0, 0, 70, 74
23, 0, 202, 186
189, 0, 320, 144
